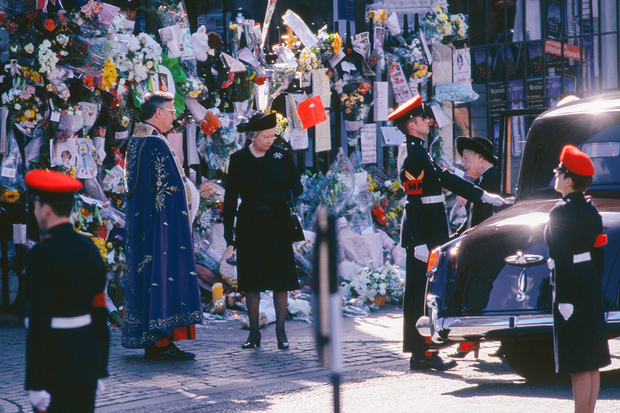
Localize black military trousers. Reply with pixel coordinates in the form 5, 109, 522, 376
403, 249, 428, 358
42, 380, 97, 413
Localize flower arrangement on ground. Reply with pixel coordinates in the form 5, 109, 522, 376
343, 264, 405, 303
193, 180, 224, 241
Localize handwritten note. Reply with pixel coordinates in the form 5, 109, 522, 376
315, 109, 331, 152
298, 95, 327, 129
328, 50, 346, 67
0, 107, 7, 154
312, 68, 332, 109
288, 127, 309, 151
381, 126, 406, 146
361, 124, 377, 164
373, 82, 389, 121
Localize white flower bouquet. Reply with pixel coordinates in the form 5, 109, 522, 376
343, 264, 405, 304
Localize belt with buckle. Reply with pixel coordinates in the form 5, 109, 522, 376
421, 194, 445, 204
573, 252, 591, 264
51, 314, 92, 329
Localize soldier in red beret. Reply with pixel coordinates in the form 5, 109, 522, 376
389, 95, 506, 371
545, 145, 610, 413
23, 170, 109, 413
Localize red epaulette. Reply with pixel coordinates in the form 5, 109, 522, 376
92, 292, 106, 308
594, 234, 607, 248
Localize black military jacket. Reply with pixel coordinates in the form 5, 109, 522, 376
400, 135, 483, 250
25, 223, 109, 390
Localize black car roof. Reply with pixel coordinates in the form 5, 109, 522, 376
516, 93, 620, 201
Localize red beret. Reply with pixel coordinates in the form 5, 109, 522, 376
555, 145, 595, 176
387, 95, 427, 124
25, 170, 82, 193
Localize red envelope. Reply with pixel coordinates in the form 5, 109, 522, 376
297, 95, 327, 130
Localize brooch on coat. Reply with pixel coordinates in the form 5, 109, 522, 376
273, 152, 283, 159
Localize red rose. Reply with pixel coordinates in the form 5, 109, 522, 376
44, 19, 55, 31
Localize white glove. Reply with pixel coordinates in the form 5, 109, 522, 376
414, 244, 430, 263
29, 389, 51, 411
558, 303, 574, 321
481, 191, 506, 206
96, 379, 106, 398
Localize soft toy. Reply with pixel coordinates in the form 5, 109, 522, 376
191, 25, 210, 62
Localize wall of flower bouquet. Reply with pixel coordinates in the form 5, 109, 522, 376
0, 0, 477, 317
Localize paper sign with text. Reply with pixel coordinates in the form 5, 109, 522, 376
298, 95, 327, 129
361, 124, 377, 164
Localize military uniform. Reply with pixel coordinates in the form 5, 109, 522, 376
24, 171, 109, 413
400, 135, 483, 357
544, 145, 610, 375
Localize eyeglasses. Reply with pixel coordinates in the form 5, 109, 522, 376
160, 108, 176, 114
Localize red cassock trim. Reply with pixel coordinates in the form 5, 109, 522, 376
154, 326, 197, 347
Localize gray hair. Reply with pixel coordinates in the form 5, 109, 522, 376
246, 130, 260, 140
141, 91, 174, 120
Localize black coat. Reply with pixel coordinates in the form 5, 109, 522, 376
25, 223, 109, 390
456, 166, 499, 234
544, 192, 610, 374
223, 145, 303, 292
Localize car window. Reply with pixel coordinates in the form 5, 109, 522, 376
515, 111, 620, 201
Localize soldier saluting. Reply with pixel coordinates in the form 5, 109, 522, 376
24, 170, 109, 412
388, 95, 505, 371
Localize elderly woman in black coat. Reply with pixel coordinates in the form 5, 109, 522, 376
545, 145, 610, 413
223, 113, 303, 350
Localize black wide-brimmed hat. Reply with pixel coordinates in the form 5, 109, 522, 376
237, 113, 277, 133
456, 136, 498, 166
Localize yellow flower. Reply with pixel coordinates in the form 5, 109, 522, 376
0, 190, 20, 203
91, 237, 109, 261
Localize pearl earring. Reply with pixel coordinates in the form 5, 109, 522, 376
478, 163, 482, 167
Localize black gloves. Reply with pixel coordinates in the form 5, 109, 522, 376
264, 190, 292, 205
224, 228, 235, 247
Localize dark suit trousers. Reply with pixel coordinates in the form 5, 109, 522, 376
403, 248, 429, 358
44, 380, 97, 413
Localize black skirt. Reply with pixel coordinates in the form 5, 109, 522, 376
235, 202, 300, 292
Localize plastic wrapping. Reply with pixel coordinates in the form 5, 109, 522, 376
338, 77, 373, 146
435, 82, 480, 103
341, 263, 405, 304
0, 129, 25, 202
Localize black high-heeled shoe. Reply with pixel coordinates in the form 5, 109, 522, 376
277, 340, 289, 350
242, 332, 261, 349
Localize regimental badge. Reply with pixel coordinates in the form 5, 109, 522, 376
273, 152, 283, 159
403, 170, 424, 194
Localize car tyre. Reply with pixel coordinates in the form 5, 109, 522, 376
501, 338, 556, 381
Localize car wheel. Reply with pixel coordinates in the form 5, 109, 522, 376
501, 338, 556, 380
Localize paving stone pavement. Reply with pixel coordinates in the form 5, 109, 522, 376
0, 305, 407, 413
